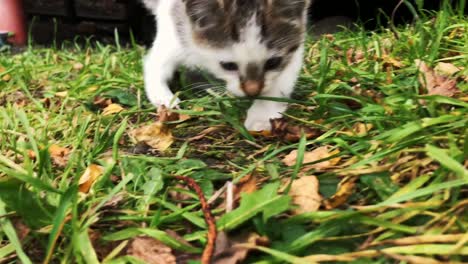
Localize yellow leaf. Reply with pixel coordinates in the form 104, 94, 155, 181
55, 91, 68, 98
342, 122, 374, 136
79, 164, 104, 193
324, 177, 357, 209
382, 54, 404, 68
289, 176, 322, 214
2, 74, 11, 82
87, 85, 99, 92
283, 146, 341, 170
102, 103, 124, 116
129, 122, 174, 152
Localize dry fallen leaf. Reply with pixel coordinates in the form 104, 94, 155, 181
214, 232, 269, 264
79, 164, 104, 193
158, 106, 192, 123
55, 91, 68, 98
346, 48, 365, 64
127, 236, 176, 264
73, 62, 84, 71
342, 122, 374, 137
434, 62, 460, 76
2, 74, 11, 82
13, 218, 31, 241
324, 177, 357, 209
234, 174, 259, 203
270, 118, 322, 142
93, 96, 113, 108
129, 122, 174, 152
283, 146, 341, 171
0, 66, 11, 82
415, 59, 460, 97
381, 54, 404, 68
49, 144, 71, 167
289, 176, 322, 214
102, 103, 124, 116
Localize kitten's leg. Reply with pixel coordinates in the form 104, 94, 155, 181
244, 48, 303, 131
144, 33, 181, 107
244, 91, 289, 131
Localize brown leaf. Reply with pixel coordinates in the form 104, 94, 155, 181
270, 118, 322, 142
415, 59, 460, 97
13, 218, 31, 241
158, 106, 192, 123
346, 48, 365, 64
127, 236, 176, 264
214, 232, 269, 264
289, 176, 322, 214
129, 122, 174, 152
79, 164, 104, 193
49, 144, 71, 167
282, 146, 341, 170
102, 103, 124, 116
324, 177, 357, 209
27, 149, 37, 160
93, 96, 113, 108
234, 174, 259, 202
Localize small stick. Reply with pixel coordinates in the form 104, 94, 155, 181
390, 0, 405, 40
174, 176, 217, 264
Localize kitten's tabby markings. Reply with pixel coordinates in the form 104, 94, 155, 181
143, 0, 310, 131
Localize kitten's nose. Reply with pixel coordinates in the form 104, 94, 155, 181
243, 81, 263, 97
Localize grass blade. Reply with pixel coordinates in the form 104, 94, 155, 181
43, 185, 78, 264
426, 144, 468, 180
0, 198, 32, 264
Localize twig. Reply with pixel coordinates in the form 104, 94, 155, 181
207, 182, 228, 205
226, 181, 234, 213
174, 176, 217, 264
390, 0, 405, 40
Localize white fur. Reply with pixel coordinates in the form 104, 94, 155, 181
143, 1, 305, 130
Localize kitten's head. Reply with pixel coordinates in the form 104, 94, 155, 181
184, 0, 310, 97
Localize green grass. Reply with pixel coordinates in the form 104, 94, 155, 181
1, 5, 467, 264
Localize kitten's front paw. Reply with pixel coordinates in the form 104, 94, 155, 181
244, 111, 282, 131
146, 89, 180, 108
244, 100, 287, 131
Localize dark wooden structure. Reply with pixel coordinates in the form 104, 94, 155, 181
23, 0, 466, 46
23, 0, 154, 45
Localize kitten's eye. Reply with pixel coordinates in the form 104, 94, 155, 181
264, 57, 283, 71
220, 62, 238, 71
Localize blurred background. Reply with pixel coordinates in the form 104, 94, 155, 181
3, 0, 468, 47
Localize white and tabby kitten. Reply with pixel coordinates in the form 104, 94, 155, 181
142, 0, 310, 131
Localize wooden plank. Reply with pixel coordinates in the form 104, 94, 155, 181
74, 0, 127, 20
23, 0, 67, 16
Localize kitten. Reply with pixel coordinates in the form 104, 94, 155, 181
142, 0, 310, 131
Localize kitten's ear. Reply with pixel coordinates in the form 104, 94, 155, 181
270, 0, 311, 17
141, 0, 159, 11
184, 0, 224, 29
